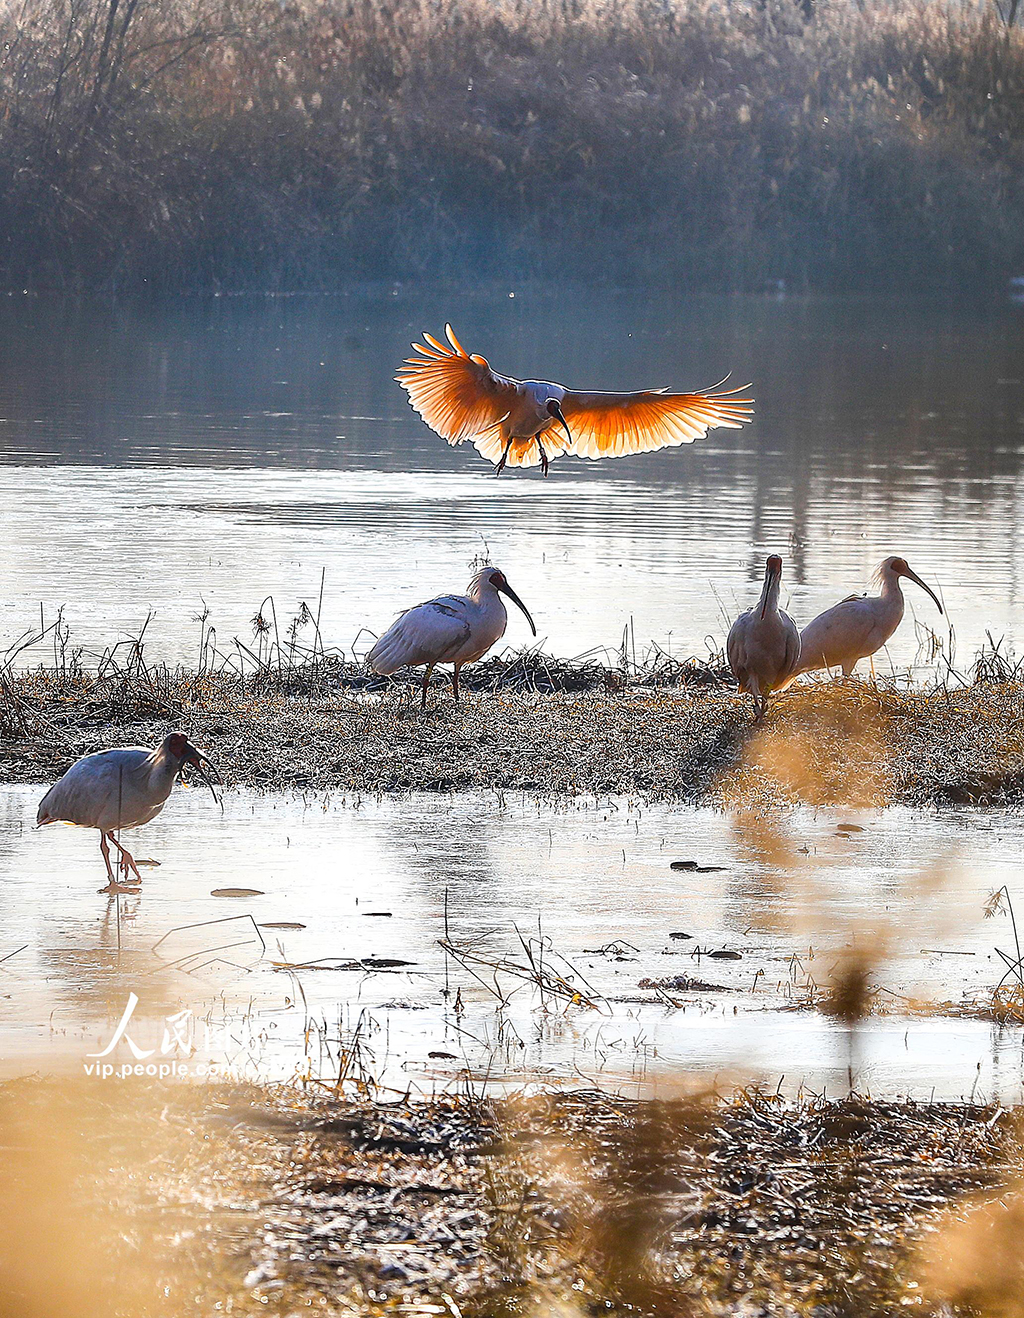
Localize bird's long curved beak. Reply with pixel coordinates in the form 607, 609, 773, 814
900, 566, 943, 614
497, 581, 537, 636
183, 742, 222, 796
760, 561, 782, 620
549, 401, 572, 447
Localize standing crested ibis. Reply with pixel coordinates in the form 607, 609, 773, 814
396, 324, 754, 475
37, 732, 220, 893
367, 566, 536, 707
790, 556, 943, 680
727, 554, 801, 717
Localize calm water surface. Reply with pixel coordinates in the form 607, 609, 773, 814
0, 289, 1022, 669
4, 291, 1024, 1096
2, 787, 1023, 1099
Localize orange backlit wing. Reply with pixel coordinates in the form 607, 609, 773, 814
560, 384, 754, 460
395, 324, 519, 446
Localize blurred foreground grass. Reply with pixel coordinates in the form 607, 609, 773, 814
1, 1078, 1022, 1317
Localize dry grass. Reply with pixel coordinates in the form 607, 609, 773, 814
0, 0, 1022, 291
4, 645, 1024, 805
2, 1078, 1020, 1317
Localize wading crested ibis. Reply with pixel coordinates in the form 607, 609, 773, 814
727, 555, 801, 717
789, 556, 943, 680
36, 733, 220, 893
396, 325, 754, 475
367, 566, 536, 707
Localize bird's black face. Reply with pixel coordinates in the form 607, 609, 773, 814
891, 559, 943, 615
546, 398, 572, 446
489, 571, 537, 637
163, 733, 221, 789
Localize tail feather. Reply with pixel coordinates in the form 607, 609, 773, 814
367, 633, 407, 675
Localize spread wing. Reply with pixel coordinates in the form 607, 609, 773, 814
395, 324, 520, 445
561, 384, 754, 460
367, 597, 473, 674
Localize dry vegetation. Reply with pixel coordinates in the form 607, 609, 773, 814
0, 0, 1022, 291
3, 1077, 1023, 1317
4, 630, 1024, 804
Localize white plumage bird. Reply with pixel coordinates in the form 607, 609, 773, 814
368, 566, 537, 707
788, 555, 943, 681
727, 554, 801, 718
396, 324, 754, 475
37, 732, 219, 892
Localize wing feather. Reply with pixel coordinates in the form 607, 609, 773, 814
396, 324, 520, 446
36, 749, 156, 831
561, 384, 753, 460
367, 598, 474, 673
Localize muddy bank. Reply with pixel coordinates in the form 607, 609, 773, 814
4, 663, 1024, 805
2, 1080, 1021, 1317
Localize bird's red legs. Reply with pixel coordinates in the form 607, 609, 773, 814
98, 831, 141, 894
535, 436, 550, 477
107, 832, 143, 881
495, 436, 515, 475
452, 663, 462, 703
99, 831, 116, 884
421, 662, 435, 709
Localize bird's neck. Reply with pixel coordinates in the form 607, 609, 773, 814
875, 572, 906, 626
878, 571, 904, 603
758, 575, 780, 618
150, 749, 181, 785
466, 576, 500, 607
477, 585, 504, 615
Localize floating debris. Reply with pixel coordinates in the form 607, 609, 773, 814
638, 974, 734, 992
258, 921, 306, 930
271, 955, 416, 972
582, 940, 639, 959
211, 887, 265, 898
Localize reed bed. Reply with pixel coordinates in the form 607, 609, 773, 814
0, 0, 1022, 291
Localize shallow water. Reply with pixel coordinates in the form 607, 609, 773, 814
2, 785, 1023, 1100
0, 291, 1022, 671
